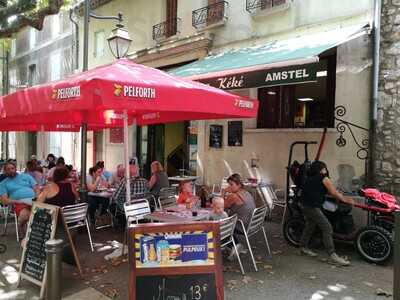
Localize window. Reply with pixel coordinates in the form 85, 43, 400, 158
166, 0, 178, 37
94, 30, 105, 57
49, 133, 62, 157
257, 55, 336, 129
29, 28, 36, 49
10, 39, 16, 58
28, 64, 37, 86
50, 52, 61, 81
8, 68, 17, 92
52, 15, 61, 37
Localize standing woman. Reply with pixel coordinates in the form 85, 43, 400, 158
299, 161, 355, 266
149, 161, 170, 197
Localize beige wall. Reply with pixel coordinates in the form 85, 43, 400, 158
196, 35, 371, 190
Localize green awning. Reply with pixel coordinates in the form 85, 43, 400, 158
169, 23, 369, 80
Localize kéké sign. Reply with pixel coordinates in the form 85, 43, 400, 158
200, 63, 318, 90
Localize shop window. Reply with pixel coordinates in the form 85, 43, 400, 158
257, 55, 336, 129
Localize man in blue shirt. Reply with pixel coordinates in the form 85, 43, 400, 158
0, 161, 39, 236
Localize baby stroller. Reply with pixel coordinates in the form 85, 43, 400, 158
283, 140, 398, 264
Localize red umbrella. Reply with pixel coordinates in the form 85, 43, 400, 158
0, 59, 258, 201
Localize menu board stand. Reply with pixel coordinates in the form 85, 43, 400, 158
18, 202, 59, 299
129, 222, 224, 300
60, 214, 83, 277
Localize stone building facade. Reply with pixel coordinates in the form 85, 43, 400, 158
376, 0, 400, 195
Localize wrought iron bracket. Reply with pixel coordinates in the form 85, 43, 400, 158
334, 106, 369, 160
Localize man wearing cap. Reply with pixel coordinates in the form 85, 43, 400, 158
0, 161, 39, 236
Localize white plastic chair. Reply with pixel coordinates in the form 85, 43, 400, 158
257, 183, 287, 224
122, 199, 151, 255
61, 203, 94, 252
219, 215, 245, 275
238, 205, 271, 272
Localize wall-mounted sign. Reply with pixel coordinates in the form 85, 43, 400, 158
129, 222, 224, 300
209, 125, 223, 148
199, 63, 318, 90
110, 128, 124, 144
228, 121, 243, 147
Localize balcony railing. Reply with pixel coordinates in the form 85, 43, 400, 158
152, 18, 180, 41
246, 0, 288, 13
192, 1, 228, 29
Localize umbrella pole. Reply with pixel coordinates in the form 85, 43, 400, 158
40, 125, 45, 161
80, 123, 88, 202
123, 110, 131, 204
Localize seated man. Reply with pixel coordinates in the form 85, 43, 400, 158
112, 161, 149, 222
0, 161, 39, 236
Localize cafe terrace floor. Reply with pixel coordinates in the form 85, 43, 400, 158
0, 210, 393, 300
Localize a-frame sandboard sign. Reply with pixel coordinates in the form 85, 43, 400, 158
18, 202, 59, 299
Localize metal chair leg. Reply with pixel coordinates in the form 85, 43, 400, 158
232, 239, 245, 275
281, 203, 288, 226
14, 213, 19, 242
262, 227, 272, 257
2, 205, 8, 236
85, 218, 94, 252
243, 231, 258, 272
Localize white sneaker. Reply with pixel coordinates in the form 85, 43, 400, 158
300, 247, 318, 257
330, 253, 350, 266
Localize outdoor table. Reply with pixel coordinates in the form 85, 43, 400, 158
145, 205, 210, 223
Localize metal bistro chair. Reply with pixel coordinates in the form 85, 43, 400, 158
257, 182, 287, 224
61, 203, 94, 252
2, 204, 20, 242
238, 205, 271, 272
122, 199, 151, 255
219, 215, 245, 275
157, 194, 177, 210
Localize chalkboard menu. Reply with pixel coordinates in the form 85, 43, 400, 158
129, 222, 224, 300
209, 125, 223, 148
18, 202, 58, 299
137, 274, 216, 300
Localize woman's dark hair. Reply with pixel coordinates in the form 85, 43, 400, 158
46, 154, 56, 161
66, 164, 73, 172
96, 161, 105, 169
308, 161, 328, 177
53, 166, 69, 183
89, 165, 101, 176
56, 157, 65, 166
26, 160, 37, 172
227, 173, 243, 187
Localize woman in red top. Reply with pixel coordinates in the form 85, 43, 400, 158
177, 181, 199, 208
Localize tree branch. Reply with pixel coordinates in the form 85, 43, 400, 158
0, 0, 37, 20
0, 0, 64, 38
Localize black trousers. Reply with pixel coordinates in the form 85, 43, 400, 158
87, 196, 110, 222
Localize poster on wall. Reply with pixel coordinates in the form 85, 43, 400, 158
209, 125, 223, 148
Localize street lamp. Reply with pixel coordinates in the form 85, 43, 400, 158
107, 23, 132, 59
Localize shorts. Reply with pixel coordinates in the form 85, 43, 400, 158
14, 203, 31, 217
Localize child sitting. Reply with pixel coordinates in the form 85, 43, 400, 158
209, 197, 228, 221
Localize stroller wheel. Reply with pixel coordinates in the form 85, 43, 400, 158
355, 225, 393, 264
283, 217, 305, 247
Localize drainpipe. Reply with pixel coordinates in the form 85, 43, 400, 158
368, 0, 381, 187
69, 8, 79, 71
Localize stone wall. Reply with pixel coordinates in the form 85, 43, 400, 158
376, 0, 400, 195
